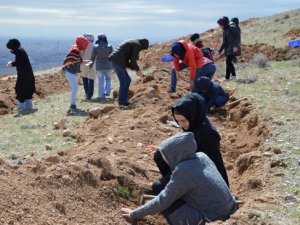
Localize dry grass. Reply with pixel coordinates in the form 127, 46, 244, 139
242, 8, 300, 48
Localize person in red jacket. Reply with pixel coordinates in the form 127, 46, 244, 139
169, 40, 216, 93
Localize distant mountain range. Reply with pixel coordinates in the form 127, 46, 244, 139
0, 38, 121, 76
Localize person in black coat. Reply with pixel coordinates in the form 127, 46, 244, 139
217, 16, 240, 80
147, 93, 229, 195
6, 39, 36, 111
109, 39, 149, 108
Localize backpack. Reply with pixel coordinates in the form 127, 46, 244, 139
201, 48, 214, 61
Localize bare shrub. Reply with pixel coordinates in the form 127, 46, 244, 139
274, 18, 279, 22
252, 53, 268, 68
283, 14, 290, 19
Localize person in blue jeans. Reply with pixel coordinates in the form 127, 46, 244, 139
90, 34, 113, 101
196, 77, 229, 112
169, 40, 216, 93
109, 39, 149, 108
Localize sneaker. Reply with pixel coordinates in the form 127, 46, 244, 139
66, 105, 77, 116
167, 88, 175, 93
231, 76, 237, 80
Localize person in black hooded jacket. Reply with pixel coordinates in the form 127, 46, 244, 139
6, 39, 36, 111
147, 93, 229, 194
217, 16, 240, 80
109, 39, 149, 108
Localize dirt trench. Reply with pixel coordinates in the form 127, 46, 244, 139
0, 70, 273, 224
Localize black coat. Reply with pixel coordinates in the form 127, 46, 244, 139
171, 93, 229, 186
11, 47, 36, 102
109, 39, 149, 70
218, 23, 240, 57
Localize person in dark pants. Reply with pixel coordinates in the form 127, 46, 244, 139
196, 76, 229, 112
121, 132, 237, 225
217, 16, 240, 80
148, 93, 229, 195
109, 39, 149, 108
6, 39, 36, 111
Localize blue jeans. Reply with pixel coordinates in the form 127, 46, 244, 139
97, 70, 112, 99
170, 63, 188, 92
214, 94, 229, 108
112, 62, 131, 106
193, 63, 216, 93
82, 77, 94, 99
197, 63, 216, 80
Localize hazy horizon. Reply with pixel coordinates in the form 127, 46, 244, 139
1, 0, 299, 41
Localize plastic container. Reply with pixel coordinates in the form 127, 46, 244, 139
288, 40, 300, 48
161, 55, 173, 62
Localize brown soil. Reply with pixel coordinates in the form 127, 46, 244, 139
283, 28, 300, 40
0, 18, 295, 225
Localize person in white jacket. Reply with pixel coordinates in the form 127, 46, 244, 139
80, 33, 97, 100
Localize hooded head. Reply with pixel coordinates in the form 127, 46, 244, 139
138, 38, 149, 50
190, 33, 200, 42
6, 39, 21, 51
76, 36, 90, 50
198, 77, 213, 93
83, 33, 94, 43
170, 41, 186, 60
217, 16, 229, 28
231, 17, 239, 26
97, 34, 108, 43
159, 132, 197, 171
172, 93, 207, 131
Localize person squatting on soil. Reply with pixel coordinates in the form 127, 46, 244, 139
196, 77, 229, 112
148, 93, 229, 194
217, 16, 241, 80
109, 38, 149, 109
6, 39, 36, 111
62, 36, 90, 115
169, 40, 216, 93
80, 33, 97, 100
121, 132, 237, 225
90, 34, 113, 101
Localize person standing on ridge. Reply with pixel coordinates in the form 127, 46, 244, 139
90, 34, 113, 101
217, 16, 240, 80
109, 38, 149, 109
62, 36, 90, 115
80, 33, 97, 100
6, 39, 36, 112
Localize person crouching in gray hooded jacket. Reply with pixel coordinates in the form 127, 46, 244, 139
121, 132, 237, 225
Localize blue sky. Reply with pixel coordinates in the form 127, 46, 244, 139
0, 0, 299, 42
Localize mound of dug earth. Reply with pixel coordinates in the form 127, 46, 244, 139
0, 66, 273, 224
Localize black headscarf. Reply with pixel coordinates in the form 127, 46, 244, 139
171, 93, 229, 187
6, 39, 21, 52
171, 93, 207, 131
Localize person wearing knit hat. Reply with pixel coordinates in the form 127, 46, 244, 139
217, 16, 240, 80
80, 33, 97, 100
109, 38, 149, 108
6, 39, 36, 112
90, 34, 113, 101
121, 132, 236, 224
62, 36, 90, 115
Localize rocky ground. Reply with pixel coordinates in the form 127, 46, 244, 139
0, 16, 299, 225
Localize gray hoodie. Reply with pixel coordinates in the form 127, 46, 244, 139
90, 41, 113, 70
131, 132, 236, 224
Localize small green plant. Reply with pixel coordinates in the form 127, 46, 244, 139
116, 186, 130, 199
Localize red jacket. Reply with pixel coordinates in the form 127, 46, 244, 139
173, 40, 212, 80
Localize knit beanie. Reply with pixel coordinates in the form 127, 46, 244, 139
83, 33, 94, 43
170, 42, 186, 60
98, 34, 108, 43
190, 33, 200, 42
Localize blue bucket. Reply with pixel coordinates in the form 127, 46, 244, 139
161, 55, 173, 62
288, 40, 300, 48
